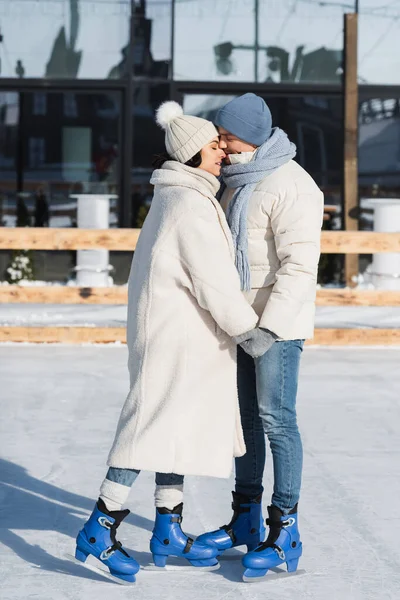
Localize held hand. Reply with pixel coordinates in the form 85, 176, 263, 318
234, 328, 277, 358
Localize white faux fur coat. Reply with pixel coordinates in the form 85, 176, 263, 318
107, 162, 258, 478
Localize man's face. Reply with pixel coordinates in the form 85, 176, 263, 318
218, 127, 257, 163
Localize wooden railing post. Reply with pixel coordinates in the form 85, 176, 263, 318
343, 13, 359, 287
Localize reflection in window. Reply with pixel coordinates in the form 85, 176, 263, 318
359, 97, 400, 202
33, 93, 47, 116
276, 96, 343, 214
0, 91, 122, 228
64, 93, 78, 118
183, 94, 236, 121
132, 83, 170, 227
28, 137, 45, 168
0, 93, 19, 227
106, 0, 172, 79
0, 0, 130, 79
174, 0, 353, 83
358, 1, 400, 85
296, 124, 327, 184
174, 0, 255, 81
132, 0, 172, 78
258, 0, 351, 84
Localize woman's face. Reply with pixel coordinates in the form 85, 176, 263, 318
198, 137, 226, 177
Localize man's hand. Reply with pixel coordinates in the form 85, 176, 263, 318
234, 328, 277, 358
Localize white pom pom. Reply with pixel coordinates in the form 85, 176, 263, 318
155, 101, 184, 130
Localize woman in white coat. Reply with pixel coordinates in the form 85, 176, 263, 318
73, 103, 271, 584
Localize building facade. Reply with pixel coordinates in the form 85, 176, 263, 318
0, 0, 399, 239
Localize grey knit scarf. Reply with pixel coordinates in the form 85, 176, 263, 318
222, 128, 296, 290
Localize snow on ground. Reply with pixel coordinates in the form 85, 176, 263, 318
1, 345, 400, 600
0, 303, 400, 328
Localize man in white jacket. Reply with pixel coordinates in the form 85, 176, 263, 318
197, 94, 324, 580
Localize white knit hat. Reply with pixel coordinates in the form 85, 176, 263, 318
155, 101, 218, 164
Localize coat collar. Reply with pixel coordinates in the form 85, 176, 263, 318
150, 161, 220, 200
150, 161, 234, 258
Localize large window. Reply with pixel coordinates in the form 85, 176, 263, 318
359, 96, 400, 204
174, 0, 355, 83
174, 0, 255, 81
258, 0, 354, 84
0, 92, 18, 226
358, 1, 400, 85
0, 0, 130, 79
0, 90, 122, 227
133, 0, 172, 78
131, 83, 170, 227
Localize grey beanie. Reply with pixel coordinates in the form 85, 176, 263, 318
215, 93, 272, 146
155, 101, 218, 164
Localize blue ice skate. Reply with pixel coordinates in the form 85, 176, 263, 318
242, 504, 302, 582
149, 503, 219, 570
74, 499, 140, 583
197, 492, 265, 555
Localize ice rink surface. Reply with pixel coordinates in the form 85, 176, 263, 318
1, 344, 400, 600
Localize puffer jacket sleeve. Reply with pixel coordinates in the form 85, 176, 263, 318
259, 184, 324, 339
176, 203, 258, 338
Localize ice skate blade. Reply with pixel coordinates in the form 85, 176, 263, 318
243, 568, 306, 583
65, 553, 135, 586
142, 562, 220, 573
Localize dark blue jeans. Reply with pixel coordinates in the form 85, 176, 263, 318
235, 340, 304, 513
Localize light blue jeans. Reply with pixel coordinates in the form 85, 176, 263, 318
106, 469, 184, 487
235, 340, 304, 513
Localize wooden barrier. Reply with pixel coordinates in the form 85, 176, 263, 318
321, 231, 400, 254
0, 228, 399, 253
0, 228, 399, 345
1, 286, 400, 307
310, 328, 400, 346
316, 289, 400, 307
0, 228, 140, 251
0, 327, 126, 344
0, 286, 128, 305
0, 327, 398, 346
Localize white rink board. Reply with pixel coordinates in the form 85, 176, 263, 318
1, 345, 400, 600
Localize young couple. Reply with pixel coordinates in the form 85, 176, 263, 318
74, 94, 324, 583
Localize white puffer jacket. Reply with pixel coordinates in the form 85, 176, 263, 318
107, 162, 258, 478
221, 160, 324, 340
